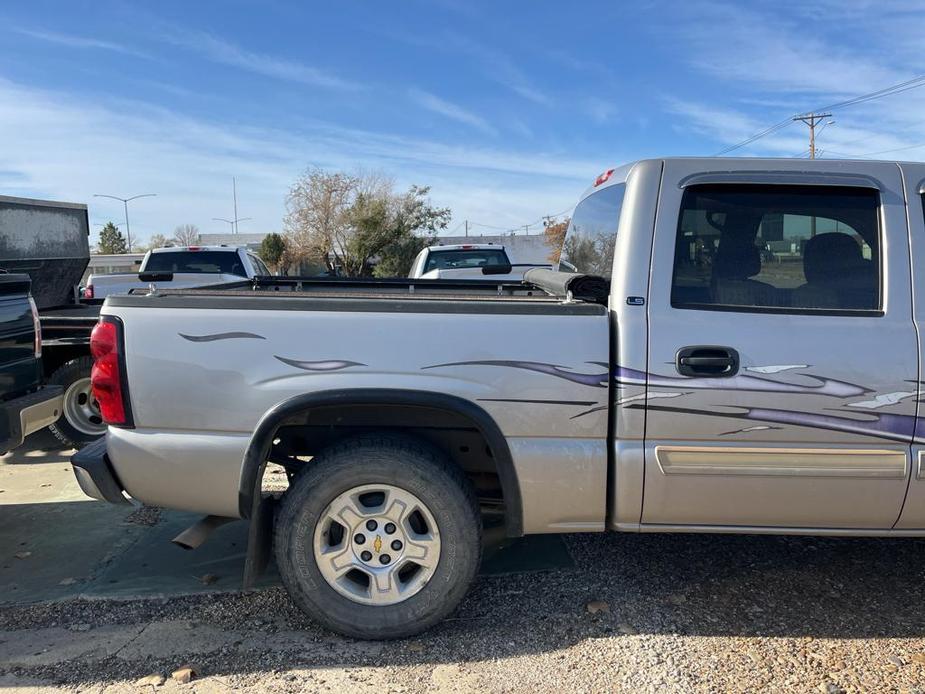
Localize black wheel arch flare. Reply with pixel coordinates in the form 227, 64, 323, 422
238, 388, 524, 537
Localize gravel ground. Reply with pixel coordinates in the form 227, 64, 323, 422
3, 531, 925, 693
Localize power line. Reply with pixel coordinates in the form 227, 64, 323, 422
828, 140, 925, 159
813, 74, 925, 112
468, 221, 510, 231
462, 204, 575, 238
714, 72, 925, 156
715, 118, 794, 156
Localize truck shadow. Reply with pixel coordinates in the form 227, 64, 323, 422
0, 429, 72, 465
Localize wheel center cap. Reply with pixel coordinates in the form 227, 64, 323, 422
352, 518, 404, 567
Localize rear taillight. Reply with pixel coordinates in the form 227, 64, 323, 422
28, 296, 41, 358
90, 317, 133, 427
84, 284, 94, 299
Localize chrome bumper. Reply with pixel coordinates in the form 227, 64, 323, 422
0, 386, 63, 453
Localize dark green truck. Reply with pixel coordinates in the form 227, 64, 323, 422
0, 273, 62, 453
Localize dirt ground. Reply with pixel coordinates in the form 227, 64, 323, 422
3, 431, 925, 693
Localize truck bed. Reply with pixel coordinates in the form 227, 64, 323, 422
39, 303, 102, 347
108, 275, 605, 315
99, 271, 611, 524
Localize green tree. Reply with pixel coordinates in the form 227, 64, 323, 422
372, 186, 449, 278
97, 221, 128, 254
259, 233, 287, 271
343, 191, 393, 276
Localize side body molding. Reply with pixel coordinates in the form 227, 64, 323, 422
237, 388, 524, 537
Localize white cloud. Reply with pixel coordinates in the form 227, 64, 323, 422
0, 77, 600, 244
386, 30, 552, 106
664, 1, 925, 159
583, 97, 617, 124
160, 28, 361, 91
14, 28, 151, 59
409, 89, 497, 136
675, 2, 901, 96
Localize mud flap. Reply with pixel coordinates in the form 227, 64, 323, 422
242, 494, 277, 589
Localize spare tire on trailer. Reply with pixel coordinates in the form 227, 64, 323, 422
47, 356, 106, 449
274, 433, 482, 639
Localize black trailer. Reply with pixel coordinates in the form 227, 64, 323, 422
0, 195, 103, 448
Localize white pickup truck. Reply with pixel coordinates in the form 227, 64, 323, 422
408, 243, 549, 280
84, 245, 272, 300
73, 157, 925, 639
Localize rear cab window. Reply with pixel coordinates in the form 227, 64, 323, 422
144, 251, 247, 277
558, 183, 626, 278
670, 185, 881, 314
423, 248, 508, 272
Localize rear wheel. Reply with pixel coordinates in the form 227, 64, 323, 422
274, 434, 481, 639
47, 357, 105, 449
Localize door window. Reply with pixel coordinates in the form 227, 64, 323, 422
670, 185, 881, 313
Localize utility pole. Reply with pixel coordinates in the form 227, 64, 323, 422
464, 220, 468, 238
793, 112, 832, 159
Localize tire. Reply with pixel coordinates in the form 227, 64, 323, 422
274, 433, 481, 639
47, 356, 106, 449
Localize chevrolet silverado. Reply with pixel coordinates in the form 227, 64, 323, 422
72, 157, 925, 638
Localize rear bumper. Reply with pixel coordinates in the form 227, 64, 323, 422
0, 385, 63, 453
70, 437, 130, 504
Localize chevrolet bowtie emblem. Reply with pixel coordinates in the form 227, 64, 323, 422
373, 535, 382, 553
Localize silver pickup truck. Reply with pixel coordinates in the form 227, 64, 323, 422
72, 157, 925, 638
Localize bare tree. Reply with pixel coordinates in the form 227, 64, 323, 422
543, 217, 570, 264
283, 168, 449, 277
145, 233, 172, 250
283, 169, 357, 272
173, 224, 200, 246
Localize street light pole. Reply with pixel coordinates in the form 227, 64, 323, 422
213, 216, 252, 234
93, 193, 157, 252
233, 177, 239, 235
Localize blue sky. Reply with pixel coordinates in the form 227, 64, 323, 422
1, 1, 924, 245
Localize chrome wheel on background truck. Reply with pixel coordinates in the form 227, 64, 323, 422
274, 434, 481, 639
47, 356, 105, 449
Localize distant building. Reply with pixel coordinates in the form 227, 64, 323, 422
82, 253, 146, 285
198, 232, 270, 251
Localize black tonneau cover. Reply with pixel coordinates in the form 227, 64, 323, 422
522, 268, 609, 304
111, 273, 607, 316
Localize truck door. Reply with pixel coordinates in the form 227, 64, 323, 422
896, 162, 925, 530
642, 160, 915, 529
